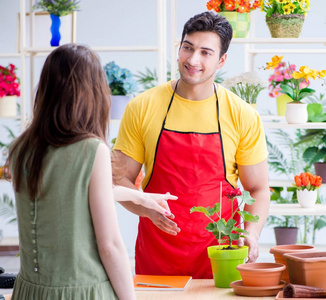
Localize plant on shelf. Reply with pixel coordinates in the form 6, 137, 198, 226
293, 172, 322, 209
265, 55, 326, 123
190, 186, 259, 287
32, 0, 80, 16
222, 71, 267, 105
104, 61, 138, 96
259, 0, 310, 38
206, 0, 260, 13
0, 194, 17, 225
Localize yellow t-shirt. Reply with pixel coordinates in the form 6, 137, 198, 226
114, 81, 268, 188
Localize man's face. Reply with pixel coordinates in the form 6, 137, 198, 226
178, 31, 227, 86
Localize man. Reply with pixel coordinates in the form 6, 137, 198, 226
113, 11, 270, 279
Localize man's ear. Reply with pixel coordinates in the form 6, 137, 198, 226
217, 53, 227, 70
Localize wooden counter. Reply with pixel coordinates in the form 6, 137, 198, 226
136, 279, 276, 299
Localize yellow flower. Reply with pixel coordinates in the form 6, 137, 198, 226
318, 70, 326, 78
283, 5, 292, 14
288, 3, 296, 11
266, 55, 284, 70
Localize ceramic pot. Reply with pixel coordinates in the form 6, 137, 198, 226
314, 162, 326, 183
266, 14, 305, 38
236, 262, 285, 287
284, 251, 326, 289
207, 245, 248, 288
218, 12, 251, 38
285, 102, 308, 124
0, 95, 17, 117
50, 14, 61, 47
276, 94, 292, 116
270, 244, 316, 283
110, 95, 132, 120
274, 227, 298, 245
296, 189, 317, 208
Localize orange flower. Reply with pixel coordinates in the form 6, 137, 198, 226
225, 0, 236, 11
294, 175, 302, 187
314, 176, 322, 187
301, 173, 309, 187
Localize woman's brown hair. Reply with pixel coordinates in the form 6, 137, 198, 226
9, 43, 111, 199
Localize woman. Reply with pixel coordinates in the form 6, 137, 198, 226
8, 44, 176, 299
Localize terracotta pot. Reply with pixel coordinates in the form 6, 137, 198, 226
207, 245, 248, 288
269, 244, 316, 283
274, 227, 298, 245
296, 189, 317, 208
236, 262, 285, 287
314, 162, 326, 183
284, 251, 326, 289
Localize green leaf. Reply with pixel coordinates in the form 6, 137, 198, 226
230, 233, 240, 241
280, 84, 295, 99
216, 219, 233, 236
241, 190, 255, 205
238, 211, 259, 223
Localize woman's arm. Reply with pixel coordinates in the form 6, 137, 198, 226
89, 143, 136, 300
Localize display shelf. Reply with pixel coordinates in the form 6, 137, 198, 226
263, 121, 326, 129
269, 179, 326, 188
269, 203, 326, 216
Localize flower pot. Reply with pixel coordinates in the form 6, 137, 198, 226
207, 245, 248, 288
218, 12, 251, 38
314, 162, 326, 183
270, 244, 316, 283
285, 102, 308, 124
274, 227, 298, 245
0, 96, 17, 117
296, 189, 318, 208
50, 14, 61, 47
266, 14, 305, 38
276, 94, 292, 116
110, 95, 132, 120
284, 252, 326, 289
236, 262, 285, 287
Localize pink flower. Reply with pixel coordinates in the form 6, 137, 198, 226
224, 187, 242, 199
0, 64, 20, 98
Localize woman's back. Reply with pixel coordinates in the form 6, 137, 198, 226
11, 138, 117, 299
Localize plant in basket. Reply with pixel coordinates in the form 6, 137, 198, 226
190, 186, 259, 287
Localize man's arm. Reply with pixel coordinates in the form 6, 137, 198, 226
237, 159, 270, 263
112, 149, 180, 235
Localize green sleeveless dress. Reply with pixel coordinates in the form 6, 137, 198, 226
10, 138, 117, 299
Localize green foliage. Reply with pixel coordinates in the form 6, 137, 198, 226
0, 194, 17, 224
307, 103, 326, 122
190, 190, 259, 248
33, 0, 80, 17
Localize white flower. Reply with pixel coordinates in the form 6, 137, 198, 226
222, 72, 268, 104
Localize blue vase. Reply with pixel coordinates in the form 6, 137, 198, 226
50, 14, 61, 47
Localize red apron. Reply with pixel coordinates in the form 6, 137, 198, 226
136, 82, 239, 279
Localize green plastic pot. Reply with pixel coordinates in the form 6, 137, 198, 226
207, 245, 249, 288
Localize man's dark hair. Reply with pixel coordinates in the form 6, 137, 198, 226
181, 11, 233, 57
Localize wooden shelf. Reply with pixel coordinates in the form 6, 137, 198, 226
263, 121, 326, 129
269, 203, 326, 216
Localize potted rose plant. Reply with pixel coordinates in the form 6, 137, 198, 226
104, 61, 138, 120
190, 186, 259, 287
259, 0, 310, 38
206, 0, 260, 38
265, 55, 326, 124
222, 71, 267, 109
293, 172, 322, 208
0, 64, 20, 117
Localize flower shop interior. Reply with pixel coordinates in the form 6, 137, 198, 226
1, 0, 326, 298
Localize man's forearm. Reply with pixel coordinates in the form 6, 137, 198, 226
244, 186, 270, 241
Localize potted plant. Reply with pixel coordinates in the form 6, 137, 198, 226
0, 64, 20, 117
267, 187, 299, 245
259, 0, 310, 38
265, 55, 326, 124
104, 61, 138, 120
222, 71, 267, 110
299, 130, 326, 183
293, 172, 322, 208
190, 187, 259, 288
33, 0, 80, 46
206, 0, 260, 38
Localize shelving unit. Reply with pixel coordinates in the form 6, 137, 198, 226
269, 204, 326, 216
